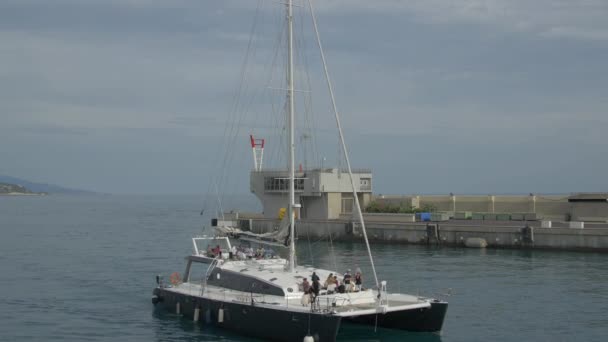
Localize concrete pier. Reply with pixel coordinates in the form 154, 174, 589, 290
242, 217, 608, 252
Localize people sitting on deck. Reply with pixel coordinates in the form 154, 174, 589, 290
237, 249, 246, 260
254, 247, 266, 259
266, 248, 275, 258
327, 282, 337, 294
206, 246, 214, 257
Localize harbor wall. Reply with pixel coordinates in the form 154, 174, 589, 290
376, 195, 574, 221
243, 217, 608, 252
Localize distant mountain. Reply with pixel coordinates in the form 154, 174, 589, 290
0, 176, 95, 195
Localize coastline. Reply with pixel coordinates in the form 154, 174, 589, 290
0, 192, 47, 196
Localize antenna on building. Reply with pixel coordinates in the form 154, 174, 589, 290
250, 134, 265, 171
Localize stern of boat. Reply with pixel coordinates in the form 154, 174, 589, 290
345, 298, 447, 333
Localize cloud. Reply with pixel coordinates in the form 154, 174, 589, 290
541, 27, 608, 41
312, 0, 608, 42
0, 0, 606, 193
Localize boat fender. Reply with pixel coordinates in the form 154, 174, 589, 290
152, 295, 160, 305
176, 302, 181, 315
303, 336, 314, 342
218, 307, 224, 323
193, 306, 200, 322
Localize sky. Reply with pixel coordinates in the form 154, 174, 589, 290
0, 0, 607, 195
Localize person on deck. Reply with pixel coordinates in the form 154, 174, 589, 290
302, 278, 311, 294
309, 272, 320, 297
343, 269, 353, 292
324, 273, 335, 288
214, 245, 222, 258
336, 275, 345, 293
354, 270, 362, 291
343, 269, 352, 284
311, 277, 320, 297
326, 274, 337, 294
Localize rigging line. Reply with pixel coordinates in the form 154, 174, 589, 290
308, 0, 380, 290
216, 1, 276, 201
242, 11, 280, 142
306, 213, 314, 265
295, 4, 320, 171
203, 0, 263, 215
266, 8, 289, 169
251, 7, 287, 167
299, 7, 316, 169
298, 15, 321, 170
213, 0, 261, 180
222, 6, 282, 200
266, 19, 287, 168
215, 183, 226, 222
292, 18, 306, 167
326, 220, 338, 273
294, 8, 315, 170
317, 169, 339, 272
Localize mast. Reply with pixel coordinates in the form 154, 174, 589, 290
287, 0, 296, 272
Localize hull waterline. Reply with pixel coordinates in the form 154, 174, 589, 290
153, 287, 342, 342
153, 287, 446, 341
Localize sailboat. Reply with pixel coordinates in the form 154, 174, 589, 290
152, 2, 447, 341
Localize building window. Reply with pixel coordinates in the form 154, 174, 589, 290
264, 177, 304, 191
360, 178, 371, 191
341, 195, 354, 214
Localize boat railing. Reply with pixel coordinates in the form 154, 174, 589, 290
310, 295, 348, 313
200, 258, 220, 296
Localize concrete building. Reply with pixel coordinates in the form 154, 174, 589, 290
250, 168, 372, 220
569, 193, 608, 222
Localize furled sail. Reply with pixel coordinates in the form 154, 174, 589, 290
214, 214, 291, 246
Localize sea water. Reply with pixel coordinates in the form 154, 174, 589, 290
1, 195, 607, 342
